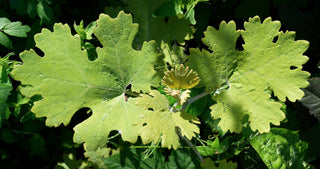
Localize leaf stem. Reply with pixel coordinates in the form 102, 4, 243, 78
188, 91, 211, 104
176, 91, 211, 112
176, 129, 204, 163
7, 129, 34, 135
124, 91, 140, 97
129, 145, 163, 149
107, 132, 121, 140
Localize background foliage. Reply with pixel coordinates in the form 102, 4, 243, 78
1, 0, 320, 168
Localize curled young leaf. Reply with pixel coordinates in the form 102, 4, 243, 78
162, 64, 200, 89
179, 89, 191, 105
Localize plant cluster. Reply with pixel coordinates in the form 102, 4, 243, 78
1, 0, 320, 168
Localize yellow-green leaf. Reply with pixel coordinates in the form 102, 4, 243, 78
188, 16, 309, 133
12, 11, 161, 151
136, 90, 199, 149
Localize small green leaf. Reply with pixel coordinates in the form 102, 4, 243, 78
186, 7, 196, 24
73, 20, 85, 38
84, 21, 97, 40
4, 21, 31, 37
74, 21, 97, 41
37, 0, 54, 24
0, 32, 13, 49
196, 137, 228, 156
44, 0, 53, 5
27, 0, 37, 18
0, 17, 11, 30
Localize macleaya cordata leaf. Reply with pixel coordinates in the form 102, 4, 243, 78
12, 12, 161, 151
135, 90, 199, 149
188, 16, 310, 133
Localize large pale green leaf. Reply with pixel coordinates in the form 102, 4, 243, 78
136, 90, 199, 149
188, 16, 309, 133
74, 95, 149, 150
12, 12, 160, 150
188, 20, 242, 91
243, 128, 309, 169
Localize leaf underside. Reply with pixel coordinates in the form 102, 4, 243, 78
300, 77, 320, 121
188, 16, 309, 133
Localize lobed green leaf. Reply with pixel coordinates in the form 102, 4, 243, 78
188, 16, 310, 133
135, 90, 199, 149
12, 11, 161, 151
